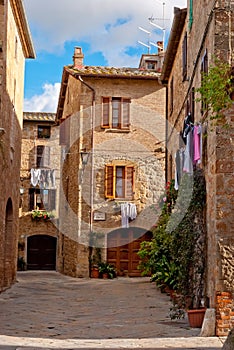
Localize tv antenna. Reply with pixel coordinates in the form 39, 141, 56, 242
138, 26, 151, 53
148, 0, 169, 52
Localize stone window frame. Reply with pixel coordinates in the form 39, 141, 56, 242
105, 162, 135, 200
36, 145, 50, 168
101, 97, 131, 130
37, 125, 51, 139
29, 188, 56, 211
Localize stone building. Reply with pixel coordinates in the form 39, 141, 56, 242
56, 47, 166, 278
160, 1, 234, 335
0, 0, 35, 291
19, 112, 60, 271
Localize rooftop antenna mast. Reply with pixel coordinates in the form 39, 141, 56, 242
148, 0, 169, 52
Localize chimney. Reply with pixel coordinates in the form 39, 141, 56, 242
73, 47, 84, 67
157, 41, 163, 53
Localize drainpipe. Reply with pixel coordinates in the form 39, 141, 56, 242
77, 75, 96, 237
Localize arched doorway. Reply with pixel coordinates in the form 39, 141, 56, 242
27, 235, 57, 270
4, 198, 14, 285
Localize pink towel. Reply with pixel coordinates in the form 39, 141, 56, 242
193, 125, 200, 163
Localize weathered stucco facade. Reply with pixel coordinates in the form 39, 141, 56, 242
56, 48, 166, 278
0, 0, 35, 291
161, 0, 234, 335
19, 112, 60, 271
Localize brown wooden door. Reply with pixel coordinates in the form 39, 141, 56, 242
27, 235, 57, 270
107, 228, 152, 276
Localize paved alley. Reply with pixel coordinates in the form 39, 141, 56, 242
0, 271, 224, 349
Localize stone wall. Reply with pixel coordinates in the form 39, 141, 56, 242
0, 0, 30, 291
164, 0, 234, 335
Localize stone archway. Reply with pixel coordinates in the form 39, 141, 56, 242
4, 198, 14, 286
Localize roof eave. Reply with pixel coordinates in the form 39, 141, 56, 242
10, 0, 36, 58
67, 67, 160, 80
160, 7, 187, 84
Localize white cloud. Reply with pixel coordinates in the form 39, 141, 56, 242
24, 0, 187, 66
24, 83, 61, 113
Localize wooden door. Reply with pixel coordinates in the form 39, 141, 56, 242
107, 228, 152, 276
27, 235, 57, 270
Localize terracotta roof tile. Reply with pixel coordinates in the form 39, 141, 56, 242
66, 65, 160, 79
23, 112, 56, 122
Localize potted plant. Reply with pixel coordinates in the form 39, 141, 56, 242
31, 208, 54, 221
98, 262, 116, 279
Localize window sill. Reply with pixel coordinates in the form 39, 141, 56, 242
104, 128, 130, 133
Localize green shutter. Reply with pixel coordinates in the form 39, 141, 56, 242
189, 0, 193, 31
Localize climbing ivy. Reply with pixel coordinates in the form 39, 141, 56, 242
196, 58, 234, 125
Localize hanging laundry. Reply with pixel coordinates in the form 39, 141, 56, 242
30, 168, 41, 187
121, 203, 129, 228
193, 125, 200, 163
121, 203, 137, 228
50, 169, 56, 188
183, 129, 193, 174
129, 203, 137, 220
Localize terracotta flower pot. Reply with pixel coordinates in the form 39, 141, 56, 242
187, 308, 206, 328
91, 268, 99, 278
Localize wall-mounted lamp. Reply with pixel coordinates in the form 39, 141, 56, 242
20, 187, 24, 195
80, 151, 89, 165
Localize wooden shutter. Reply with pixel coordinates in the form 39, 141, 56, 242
49, 189, 56, 210
189, 0, 193, 31
125, 166, 134, 199
122, 99, 130, 128
102, 97, 110, 127
36, 146, 43, 167
29, 189, 35, 210
105, 165, 115, 198
41, 146, 50, 167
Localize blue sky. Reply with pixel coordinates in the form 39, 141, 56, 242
23, 0, 187, 112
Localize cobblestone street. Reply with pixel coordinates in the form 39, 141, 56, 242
0, 271, 224, 349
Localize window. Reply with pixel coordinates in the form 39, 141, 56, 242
38, 125, 51, 139
37, 146, 50, 167
29, 188, 56, 211
182, 33, 187, 81
146, 60, 158, 70
105, 164, 134, 199
102, 97, 130, 129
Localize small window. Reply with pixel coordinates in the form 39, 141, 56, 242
38, 125, 51, 138
29, 188, 56, 211
102, 97, 130, 130
37, 145, 50, 167
146, 61, 157, 70
105, 164, 134, 199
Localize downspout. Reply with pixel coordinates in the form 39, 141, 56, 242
77, 75, 96, 238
